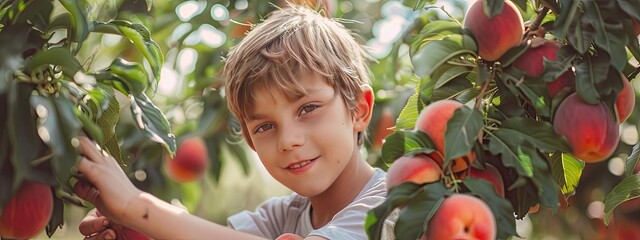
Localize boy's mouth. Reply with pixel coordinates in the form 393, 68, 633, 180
286, 157, 319, 172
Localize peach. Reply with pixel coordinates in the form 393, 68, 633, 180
276, 233, 304, 240
463, 0, 524, 61
0, 181, 53, 239
386, 154, 442, 190
469, 164, 505, 197
512, 39, 575, 98
415, 100, 476, 173
372, 107, 395, 149
553, 93, 619, 162
425, 194, 496, 240
165, 137, 209, 183
616, 74, 635, 123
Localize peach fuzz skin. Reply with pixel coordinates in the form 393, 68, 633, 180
463, 0, 524, 61
424, 194, 496, 240
616, 74, 635, 123
386, 154, 442, 190
415, 100, 476, 173
0, 181, 53, 239
165, 138, 208, 183
553, 93, 619, 162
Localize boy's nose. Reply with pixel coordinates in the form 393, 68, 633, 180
278, 127, 305, 152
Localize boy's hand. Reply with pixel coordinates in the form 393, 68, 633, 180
73, 136, 143, 224
79, 208, 117, 240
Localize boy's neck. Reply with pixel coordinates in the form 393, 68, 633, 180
307, 154, 375, 229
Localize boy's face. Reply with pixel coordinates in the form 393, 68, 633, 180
244, 72, 365, 197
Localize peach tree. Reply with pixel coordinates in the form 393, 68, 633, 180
0, 0, 174, 238
366, 0, 640, 239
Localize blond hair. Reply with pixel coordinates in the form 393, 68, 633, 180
223, 4, 372, 145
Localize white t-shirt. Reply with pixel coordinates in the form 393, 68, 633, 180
227, 168, 394, 239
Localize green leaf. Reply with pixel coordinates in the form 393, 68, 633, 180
397, 183, 449, 240
542, 45, 578, 84
583, 1, 629, 71
31, 95, 81, 191
551, 152, 584, 194
97, 94, 119, 144
75, 108, 104, 145
59, 0, 89, 48
130, 93, 176, 156
227, 143, 250, 176
366, 182, 423, 240
443, 107, 482, 165
525, 143, 559, 212
500, 117, 572, 153
205, 136, 222, 183
618, 0, 640, 21
110, 20, 164, 82
463, 178, 519, 239
626, 142, 640, 177
411, 34, 476, 78
431, 76, 473, 101
432, 63, 472, 89
498, 42, 530, 67
46, 194, 64, 237
484, 0, 505, 19
487, 130, 533, 177
110, 58, 149, 94
25, 47, 83, 79
575, 52, 610, 104
381, 130, 436, 164
395, 90, 422, 130
8, 82, 40, 185
410, 20, 462, 55
553, 0, 579, 39
0, 24, 30, 93
604, 175, 640, 225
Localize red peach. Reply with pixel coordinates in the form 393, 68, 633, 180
616, 74, 635, 123
415, 100, 476, 173
0, 181, 53, 239
165, 137, 209, 183
463, 0, 525, 61
553, 93, 619, 162
426, 194, 496, 240
386, 154, 442, 190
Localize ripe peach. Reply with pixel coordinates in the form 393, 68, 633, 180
553, 93, 619, 162
165, 137, 209, 183
0, 181, 53, 239
415, 100, 476, 173
276, 233, 304, 240
426, 194, 496, 240
463, 0, 524, 61
386, 154, 442, 190
469, 164, 505, 197
372, 107, 395, 149
616, 74, 635, 123
512, 39, 575, 98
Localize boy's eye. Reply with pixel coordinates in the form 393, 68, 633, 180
254, 123, 274, 133
300, 104, 319, 115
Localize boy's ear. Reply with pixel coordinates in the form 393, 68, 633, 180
353, 85, 374, 132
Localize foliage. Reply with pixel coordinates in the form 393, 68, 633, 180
0, 0, 172, 236
365, 0, 640, 239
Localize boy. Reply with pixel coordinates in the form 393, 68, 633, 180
75, 4, 393, 239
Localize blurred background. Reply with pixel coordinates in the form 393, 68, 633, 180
31, 0, 639, 239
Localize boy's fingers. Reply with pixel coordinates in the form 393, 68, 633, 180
77, 136, 107, 164
73, 178, 99, 205
83, 229, 117, 240
78, 214, 110, 236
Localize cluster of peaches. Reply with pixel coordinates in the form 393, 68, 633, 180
383, 0, 638, 239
